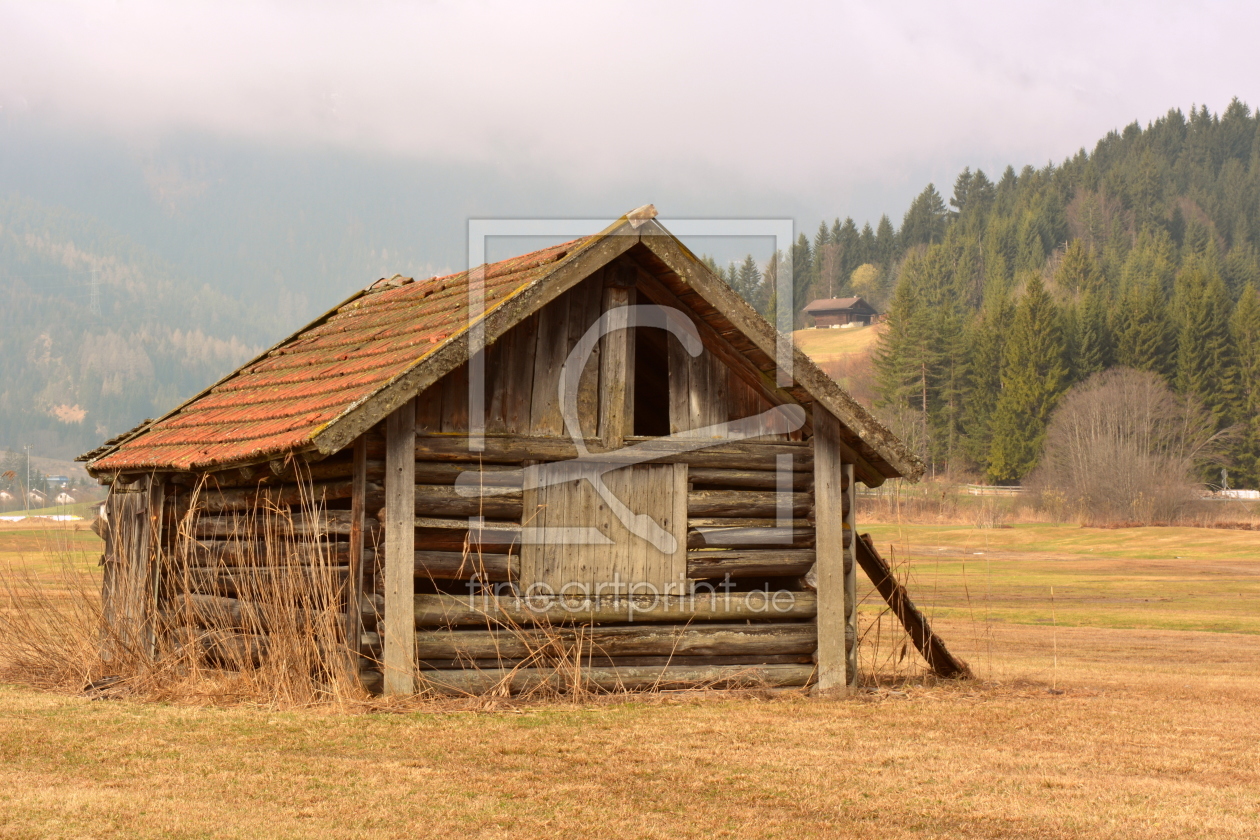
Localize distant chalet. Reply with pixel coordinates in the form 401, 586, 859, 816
803, 297, 878, 328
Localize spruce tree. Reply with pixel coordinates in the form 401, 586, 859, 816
813, 221, 831, 260
960, 294, 1013, 469
1121, 228, 1178, 293
1223, 241, 1260, 295
1015, 211, 1048, 273
987, 277, 1069, 482
1054, 239, 1104, 295
950, 167, 994, 222
1230, 284, 1260, 485
874, 247, 962, 472
837, 217, 861, 283
900, 184, 949, 248
1113, 278, 1176, 376
1174, 265, 1238, 425
875, 215, 897, 266
950, 167, 975, 218
875, 263, 932, 459
859, 222, 877, 266
1070, 291, 1114, 379
735, 255, 762, 306
982, 215, 1018, 293
791, 233, 813, 327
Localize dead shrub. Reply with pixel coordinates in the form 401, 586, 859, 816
1026, 367, 1231, 525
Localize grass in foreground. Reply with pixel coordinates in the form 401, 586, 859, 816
1, 620, 1258, 839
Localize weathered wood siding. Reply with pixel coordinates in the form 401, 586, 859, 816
419, 271, 606, 438
520, 463, 688, 595
100, 475, 161, 658
123, 256, 845, 695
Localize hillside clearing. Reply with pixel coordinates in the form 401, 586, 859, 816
792, 324, 883, 361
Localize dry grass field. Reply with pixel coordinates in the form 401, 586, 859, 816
1, 522, 1258, 838
793, 324, 884, 362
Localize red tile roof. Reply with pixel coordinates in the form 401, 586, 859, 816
87, 237, 593, 473
82, 208, 924, 484
802, 297, 875, 313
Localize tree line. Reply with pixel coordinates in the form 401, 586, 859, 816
717, 99, 1260, 488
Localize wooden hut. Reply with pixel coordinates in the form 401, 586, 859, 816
803, 297, 878, 327
79, 206, 924, 696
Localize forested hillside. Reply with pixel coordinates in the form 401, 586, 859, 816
0, 194, 272, 459
778, 100, 1260, 488
7, 100, 1260, 487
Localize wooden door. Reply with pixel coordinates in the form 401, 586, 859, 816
520, 463, 688, 598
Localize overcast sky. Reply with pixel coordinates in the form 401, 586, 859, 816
2, 0, 1258, 228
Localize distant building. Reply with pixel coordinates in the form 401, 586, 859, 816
27, 489, 46, 504
55, 492, 76, 504
803, 297, 878, 328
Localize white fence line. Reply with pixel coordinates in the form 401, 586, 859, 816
963, 485, 1023, 496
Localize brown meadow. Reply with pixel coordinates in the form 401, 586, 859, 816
0, 521, 1257, 838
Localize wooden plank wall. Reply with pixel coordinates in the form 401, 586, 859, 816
520, 463, 688, 595
423, 271, 606, 439
667, 327, 789, 440
100, 475, 159, 660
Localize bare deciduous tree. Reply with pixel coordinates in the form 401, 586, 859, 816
1028, 367, 1231, 524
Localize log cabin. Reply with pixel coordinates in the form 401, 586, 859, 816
803, 296, 879, 327
79, 206, 924, 696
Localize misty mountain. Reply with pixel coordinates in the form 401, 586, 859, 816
0, 192, 274, 458
0, 122, 505, 459
0, 117, 812, 460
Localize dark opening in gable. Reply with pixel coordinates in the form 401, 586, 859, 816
633, 325, 670, 437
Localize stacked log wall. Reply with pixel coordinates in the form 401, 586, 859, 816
140, 440, 836, 690
357, 424, 825, 693
139, 446, 381, 673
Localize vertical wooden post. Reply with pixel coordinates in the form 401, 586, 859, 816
813, 404, 847, 693
383, 399, 417, 696
344, 436, 368, 686
145, 475, 165, 658
599, 269, 636, 448
843, 462, 858, 687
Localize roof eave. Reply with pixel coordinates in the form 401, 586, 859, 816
306, 216, 644, 457
635, 221, 924, 485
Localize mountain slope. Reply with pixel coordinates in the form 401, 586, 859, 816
0, 194, 273, 458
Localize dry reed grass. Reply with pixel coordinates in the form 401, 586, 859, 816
0, 473, 834, 709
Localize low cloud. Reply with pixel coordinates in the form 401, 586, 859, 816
2, 1, 1257, 221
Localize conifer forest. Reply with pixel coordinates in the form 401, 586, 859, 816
724, 101, 1260, 488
